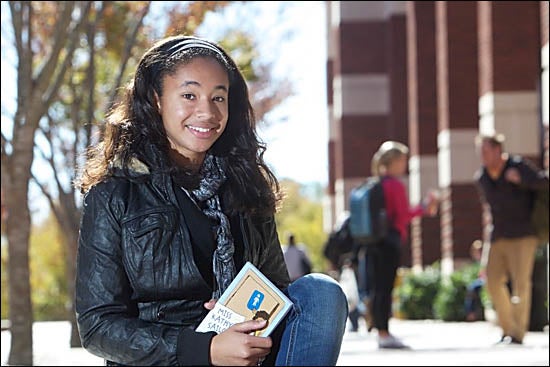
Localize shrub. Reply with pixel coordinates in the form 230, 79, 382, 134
434, 264, 479, 321
395, 265, 441, 319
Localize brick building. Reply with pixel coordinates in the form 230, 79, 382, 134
325, 1, 549, 274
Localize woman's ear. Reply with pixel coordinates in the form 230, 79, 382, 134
154, 92, 161, 112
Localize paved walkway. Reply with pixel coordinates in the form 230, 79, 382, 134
1, 319, 549, 366
338, 318, 549, 366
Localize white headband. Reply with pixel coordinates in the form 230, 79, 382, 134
167, 39, 225, 59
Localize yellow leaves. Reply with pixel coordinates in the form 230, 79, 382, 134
275, 180, 325, 272
164, 1, 231, 37
29, 216, 68, 320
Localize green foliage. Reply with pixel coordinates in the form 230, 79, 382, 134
29, 216, 69, 321
1, 215, 68, 321
102, 2, 152, 58
395, 262, 494, 322
531, 181, 549, 245
218, 30, 258, 81
395, 265, 441, 319
434, 263, 479, 321
275, 180, 325, 272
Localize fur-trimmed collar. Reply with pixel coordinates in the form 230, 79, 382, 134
111, 156, 150, 175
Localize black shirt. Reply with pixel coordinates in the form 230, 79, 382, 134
475, 155, 548, 241
173, 185, 247, 366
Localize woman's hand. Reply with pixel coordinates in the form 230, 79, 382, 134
210, 319, 272, 366
204, 299, 217, 310
423, 189, 440, 217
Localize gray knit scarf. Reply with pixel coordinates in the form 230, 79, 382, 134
190, 154, 236, 299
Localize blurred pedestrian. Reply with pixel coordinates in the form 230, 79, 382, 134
464, 240, 486, 322
322, 214, 367, 332
366, 141, 438, 349
282, 232, 312, 282
338, 258, 362, 332
323, 213, 355, 275
474, 132, 548, 345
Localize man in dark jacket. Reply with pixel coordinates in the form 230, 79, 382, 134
474, 133, 548, 345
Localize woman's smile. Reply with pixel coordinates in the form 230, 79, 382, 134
186, 124, 219, 138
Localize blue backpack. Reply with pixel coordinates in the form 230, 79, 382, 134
348, 177, 388, 245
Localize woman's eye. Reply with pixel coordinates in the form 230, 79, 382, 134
213, 96, 226, 103
181, 93, 195, 100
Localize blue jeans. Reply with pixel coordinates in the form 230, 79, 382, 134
268, 273, 348, 366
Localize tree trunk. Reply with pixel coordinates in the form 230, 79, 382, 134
6, 202, 33, 366
64, 223, 81, 348
6, 129, 35, 366
2, 1, 93, 362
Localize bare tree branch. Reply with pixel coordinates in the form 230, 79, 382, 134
106, 1, 151, 113
42, 2, 94, 109
34, 2, 76, 95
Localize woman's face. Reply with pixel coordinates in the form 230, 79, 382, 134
388, 154, 407, 176
158, 56, 229, 166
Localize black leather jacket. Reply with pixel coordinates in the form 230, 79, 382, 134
75, 167, 290, 365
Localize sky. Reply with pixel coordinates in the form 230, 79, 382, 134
254, 2, 329, 185
195, 1, 329, 185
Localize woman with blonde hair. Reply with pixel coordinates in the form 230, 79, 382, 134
367, 141, 438, 348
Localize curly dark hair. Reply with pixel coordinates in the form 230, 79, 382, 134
76, 35, 281, 216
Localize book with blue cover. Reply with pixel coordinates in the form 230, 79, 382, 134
196, 261, 293, 337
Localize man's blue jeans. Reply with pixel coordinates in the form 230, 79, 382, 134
269, 273, 348, 366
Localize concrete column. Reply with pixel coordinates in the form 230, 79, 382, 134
478, 1, 541, 162
386, 1, 410, 265
406, 1, 440, 271
435, 1, 482, 277
387, 2, 409, 146
325, 1, 337, 232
